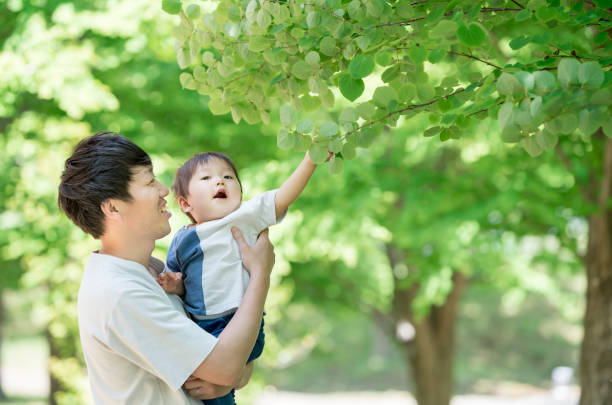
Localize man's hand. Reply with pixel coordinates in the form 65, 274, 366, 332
232, 227, 275, 280
183, 376, 232, 399
235, 362, 254, 390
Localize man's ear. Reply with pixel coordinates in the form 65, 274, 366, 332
100, 199, 122, 220
177, 196, 192, 213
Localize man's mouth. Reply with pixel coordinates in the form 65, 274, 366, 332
213, 190, 227, 199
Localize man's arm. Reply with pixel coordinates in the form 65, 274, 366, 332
274, 153, 317, 218
190, 228, 274, 387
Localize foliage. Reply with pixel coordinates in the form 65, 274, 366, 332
165, 0, 612, 164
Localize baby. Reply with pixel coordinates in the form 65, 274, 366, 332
158, 151, 326, 405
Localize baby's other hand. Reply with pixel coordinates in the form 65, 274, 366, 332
156, 271, 184, 295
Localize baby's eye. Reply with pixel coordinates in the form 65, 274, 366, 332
224, 175, 234, 180
201, 176, 210, 180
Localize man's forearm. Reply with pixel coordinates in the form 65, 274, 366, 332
191, 275, 269, 386
275, 154, 316, 216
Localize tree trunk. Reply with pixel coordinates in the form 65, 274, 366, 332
46, 328, 60, 405
580, 136, 612, 405
386, 244, 466, 405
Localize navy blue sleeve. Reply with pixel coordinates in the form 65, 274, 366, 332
166, 230, 182, 273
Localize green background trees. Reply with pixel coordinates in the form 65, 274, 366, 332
0, 0, 602, 405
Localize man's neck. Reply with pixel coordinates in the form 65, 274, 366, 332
99, 232, 155, 269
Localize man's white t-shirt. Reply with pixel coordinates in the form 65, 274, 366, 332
78, 252, 218, 404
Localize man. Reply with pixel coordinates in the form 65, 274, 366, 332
58, 131, 275, 404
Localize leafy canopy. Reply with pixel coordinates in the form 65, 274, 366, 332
165, 0, 612, 168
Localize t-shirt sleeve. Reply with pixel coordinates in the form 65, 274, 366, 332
252, 189, 284, 231
166, 231, 182, 273
106, 286, 217, 391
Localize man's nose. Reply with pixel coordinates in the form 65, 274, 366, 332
159, 181, 169, 197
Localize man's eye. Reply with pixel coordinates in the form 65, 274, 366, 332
149, 178, 156, 185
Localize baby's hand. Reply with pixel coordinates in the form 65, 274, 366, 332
156, 272, 185, 296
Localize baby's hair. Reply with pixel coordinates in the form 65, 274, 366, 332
172, 152, 242, 223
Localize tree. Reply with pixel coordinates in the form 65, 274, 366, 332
250, 119, 582, 405
164, 1, 612, 404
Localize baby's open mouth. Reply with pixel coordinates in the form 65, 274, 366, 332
213, 190, 227, 199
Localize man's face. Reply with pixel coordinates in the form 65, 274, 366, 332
121, 165, 172, 240
183, 158, 242, 223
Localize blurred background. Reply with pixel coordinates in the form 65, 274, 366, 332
0, 1, 584, 404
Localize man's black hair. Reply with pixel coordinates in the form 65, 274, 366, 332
58, 131, 151, 238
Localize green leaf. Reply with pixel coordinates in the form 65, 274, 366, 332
416, 83, 435, 102
319, 36, 337, 56
179, 72, 196, 90
162, 0, 182, 15
514, 72, 534, 91
530, 96, 542, 117
509, 35, 530, 50
340, 107, 359, 123
338, 73, 365, 101
579, 107, 608, 135
457, 22, 487, 47
496, 73, 523, 96
381, 66, 400, 83
208, 98, 230, 115
424, 126, 442, 137
309, 143, 329, 164
328, 156, 344, 174
280, 105, 297, 127
578, 61, 605, 88
356, 36, 372, 51
320, 121, 339, 137
349, 54, 375, 79
515, 9, 532, 21
375, 52, 393, 66
257, 9, 271, 28
409, 46, 427, 64
533, 71, 556, 93
356, 102, 376, 119
249, 36, 270, 52
306, 11, 321, 28
535, 130, 558, 150
356, 129, 375, 147
557, 58, 581, 87
328, 138, 343, 153
277, 129, 296, 150
430, 20, 458, 39
366, 0, 384, 18
185, 4, 200, 19
550, 113, 578, 134
399, 83, 416, 103
373, 86, 399, 107
297, 118, 313, 134
305, 51, 320, 67
295, 134, 312, 152
521, 136, 543, 157
292, 61, 311, 80
501, 123, 522, 143
342, 142, 357, 160
428, 48, 446, 64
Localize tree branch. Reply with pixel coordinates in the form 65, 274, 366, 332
509, 0, 525, 9
343, 86, 470, 139
447, 51, 501, 69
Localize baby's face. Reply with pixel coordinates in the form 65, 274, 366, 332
184, 158, 242, 223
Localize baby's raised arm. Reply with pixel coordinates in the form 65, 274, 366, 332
156, 271, 185, 296
275, 152, 329, 217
